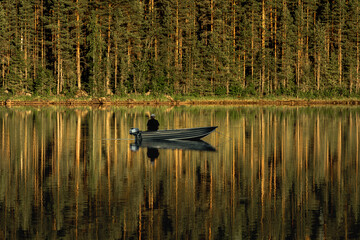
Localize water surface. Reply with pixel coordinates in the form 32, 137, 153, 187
0, 105, 359, 239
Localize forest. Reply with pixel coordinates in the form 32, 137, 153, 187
0, 0, 359, 98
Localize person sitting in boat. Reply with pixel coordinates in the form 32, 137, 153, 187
147, 114, 159, 131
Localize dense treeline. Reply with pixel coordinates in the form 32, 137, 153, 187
0, 0, 359, 97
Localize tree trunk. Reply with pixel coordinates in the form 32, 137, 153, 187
357, 3, 359, 92
34, 3, 38, 81
175, 0, 179, 70
151, 0, 158, 62
76, 0, 81, 90
57, 17, 61, 95
251, 9, 254, 81
274, 5, 278, 90
24, 25, 28, 87
261, 0, 266, 93
127, 36, 131, 93
106, 4, 112, 95
211, 0, 214, 93
41, 0, 45, 68
317, 52, 320, 90
357, 31, 359, 92
282, 0, 287, 88
114, 42, 118, 91
232, 0, 236, 64
175, 0, 179, 92
243, 49, 246, 87
297, 0, 303, 88
338, 0, 342, 85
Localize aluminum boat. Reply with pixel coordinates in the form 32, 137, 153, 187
129, 126, 217, 141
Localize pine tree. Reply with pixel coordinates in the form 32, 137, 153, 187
1, 0, 360, 97
103, 0, 115, 95
75, 0, 87, 91
0, 3, 9, 89
332, 0, 346, 88
340, 0, 359, 93
3, 1, 26, 93
279, 0, 296, 93
320, 1, 333, 92
87, 7, 106, 95
112, 2, 128, 94
354, 0, 360, 92
47, 0, 79, 95
313, 21, 326, 91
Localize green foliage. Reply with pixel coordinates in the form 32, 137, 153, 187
33, 67, 55, 96
86, 9, 106, 95
0, 0, 360, 99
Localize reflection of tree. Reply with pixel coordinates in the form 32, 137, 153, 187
0, 106, 359, 239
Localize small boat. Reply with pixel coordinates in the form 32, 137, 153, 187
130, 139, 216, 152
129, 126, 217, 141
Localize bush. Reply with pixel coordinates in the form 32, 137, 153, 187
33, 67, 55, 96
214, 86, 227, 96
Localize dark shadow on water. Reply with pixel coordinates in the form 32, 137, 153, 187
130, 139, 216, 163
147, 148, 159, 163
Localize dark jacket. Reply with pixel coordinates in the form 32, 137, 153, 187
147, 118, 159, 131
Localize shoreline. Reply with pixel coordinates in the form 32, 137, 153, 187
2, 98, 360, 107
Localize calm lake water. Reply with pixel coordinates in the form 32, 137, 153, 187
0, 105, 360, 239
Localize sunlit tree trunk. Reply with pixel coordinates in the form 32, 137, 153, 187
175, 0, 179, 92
338, 0, 343, 86
211, 0, 214, 94
34, 2, 38, 81
127, 36, 131, 92
56, 15, 62, 94
114, 41, 118, 91
106, 3, 112, 95
305, 6, 309, 72
190, 0, 196, 94
297, 0, 303, 88
282, 0, 286, 88
274, 3, 278, 91
76, 0, 81, 90
173, 0, 184, 93
21, 17, 28, 90
232, 0, 236, 65
269, 4, 273, 92
317, 51, 321, 91
261, 0, 266, 93
281, 0, 293, 89
251, 9, 254, 82
41, 0, 45, 68
150, 0, 157, 63
357, 29, 359, 92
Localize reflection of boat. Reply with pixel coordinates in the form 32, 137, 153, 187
130, 139, 216, 152
129, 126, 218, 140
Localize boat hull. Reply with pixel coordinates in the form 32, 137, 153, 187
132, 126, 217, 140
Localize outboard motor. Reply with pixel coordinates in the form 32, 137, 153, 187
129, 128, 142, 141
130, 143, 139, 152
